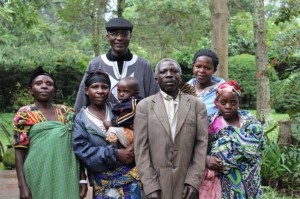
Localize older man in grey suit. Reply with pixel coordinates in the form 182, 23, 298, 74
134, 58, 208, 199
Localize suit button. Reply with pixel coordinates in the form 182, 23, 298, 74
173, 165, 176, 169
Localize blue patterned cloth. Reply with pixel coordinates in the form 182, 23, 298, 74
208, 110, 265, 198
94, 162, 142, 199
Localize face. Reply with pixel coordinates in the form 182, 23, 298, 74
193, 56, 215, 84
29, 75, 55, 102
117, 80, 137, 101
215, 92, 240, 120
107, 30, 131, 55
156, 61, 182, 97
85, 82, 110, 106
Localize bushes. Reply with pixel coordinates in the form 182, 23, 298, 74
228, 54, 257, 109
271, 72, 300, 116
261, 141, 300, 195
0, 66, 84, 112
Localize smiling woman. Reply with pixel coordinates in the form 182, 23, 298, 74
13, 66, 87, 199
187, 49, 225, 116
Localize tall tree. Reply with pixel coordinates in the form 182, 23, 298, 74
210, 0, 229, 80
253, 0, 272, 123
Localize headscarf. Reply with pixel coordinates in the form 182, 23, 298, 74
85, 70, 111, 89
28, 66, 56, 88
84, 70, 111, 107
215, 80, 242, 101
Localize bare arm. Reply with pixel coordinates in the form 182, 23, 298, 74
15, 148, 32, 199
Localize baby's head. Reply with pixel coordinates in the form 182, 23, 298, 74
215, 80, 242, 120
117, 77, 140, 101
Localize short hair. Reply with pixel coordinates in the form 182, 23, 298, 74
155, 58, 182, 78
119, 77, 140, 94
193, 49, 219, 72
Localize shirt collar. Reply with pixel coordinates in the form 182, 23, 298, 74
160, 89, 180, 101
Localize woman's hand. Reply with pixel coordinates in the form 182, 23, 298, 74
206, 155, 223, 171
19, 184, 32, 199
126, 143, 134, 152
117, 148, 135, 164
79, 183, 88, 199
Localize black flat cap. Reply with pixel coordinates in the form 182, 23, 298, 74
105, 17, 133, 32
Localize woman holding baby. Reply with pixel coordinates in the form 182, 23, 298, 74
72, 70, 142, 198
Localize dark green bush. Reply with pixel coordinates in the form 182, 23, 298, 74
271, 72, 300, 117
228, 54, 257, 109
0, 66, 84, 112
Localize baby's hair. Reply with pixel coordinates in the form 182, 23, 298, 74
119, 77, 140, 94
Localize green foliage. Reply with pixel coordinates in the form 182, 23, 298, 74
271, 72, 300, 117
273, 0, 300, 25
261, 142, 290, 186
228, 12, 254, 56
126, 0, 211, 64
268, 20, 300, 79
2, 147, 15, 169
262, 136, 300, 195
228, 54, 257, 109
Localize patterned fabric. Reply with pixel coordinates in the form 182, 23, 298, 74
13, 104, 73, 148
208, 110, 265, 199
111, 96, 143, 130
215, 80, 242, 100
179, 82, 196, 96
22, 111, 80, 198
187, 76, 225, 115
93, 162, 142, 199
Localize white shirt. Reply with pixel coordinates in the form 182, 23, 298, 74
160, 90, 180, 141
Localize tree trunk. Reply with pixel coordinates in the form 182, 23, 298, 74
92, 0, 108, 57
210, 0, 229, 80
253, 0, 272, 124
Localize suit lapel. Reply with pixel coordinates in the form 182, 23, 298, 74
152, 93, 172, 139
175, 93, 190, 138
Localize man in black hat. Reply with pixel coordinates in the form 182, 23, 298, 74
75, 17, 158, 111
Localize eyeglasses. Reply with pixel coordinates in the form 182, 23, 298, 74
108, 31, 130, 38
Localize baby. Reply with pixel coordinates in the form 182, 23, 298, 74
104, 77, 143, 148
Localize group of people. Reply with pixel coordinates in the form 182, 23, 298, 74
13, 17, 265, 199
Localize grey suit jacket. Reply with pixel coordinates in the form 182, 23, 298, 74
134, 92, 208, 199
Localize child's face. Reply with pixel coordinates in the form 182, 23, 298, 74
215, 92, 240, 120
117, 81, 136, 101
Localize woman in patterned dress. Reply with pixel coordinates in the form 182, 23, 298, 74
14, 67, 87, 199
72, 70, 142, 199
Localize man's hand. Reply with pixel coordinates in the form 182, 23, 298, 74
182, 184, 198, 199
206, 155, 223, 171
146, 190, 161, 199
117, 148, 135, 164
79, 183, 88, 199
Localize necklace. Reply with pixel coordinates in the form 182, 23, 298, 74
87, 105, 107, 121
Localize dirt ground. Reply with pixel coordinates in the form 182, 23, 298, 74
0, 170, 93, 199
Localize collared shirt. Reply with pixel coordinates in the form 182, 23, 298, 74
160, 90, 180, 141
